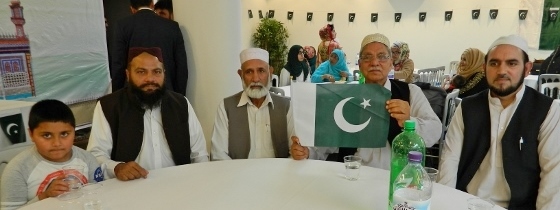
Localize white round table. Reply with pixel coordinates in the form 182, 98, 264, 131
21, 158, 505, 210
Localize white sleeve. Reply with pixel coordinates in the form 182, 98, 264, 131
437, 103, 464, 187
86, 102, 122, 179
279, 68, 290, 87
536, 100, 560, 210
408, 84, 443, 147
185, 98, 209, 163
210, 101, 232, 161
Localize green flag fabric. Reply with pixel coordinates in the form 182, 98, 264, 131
0, 114, 26, 145
292, 82, 391, 148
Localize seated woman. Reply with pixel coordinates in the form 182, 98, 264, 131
316, 24, 341, 67
391, 41, 414, 83
280, 45, 309, 86
446, 48, 488, 98
304, 46, 317, 75
311, 49, 350, 83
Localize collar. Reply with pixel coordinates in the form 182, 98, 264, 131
138, 7, 153, 11
488, 85, 525, 108
237, 91, 274, 109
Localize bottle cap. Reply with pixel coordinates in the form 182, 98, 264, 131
403, 120, 415, 130
408, 151, 422, 162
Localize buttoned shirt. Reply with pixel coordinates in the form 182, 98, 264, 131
439, 86, 560, 209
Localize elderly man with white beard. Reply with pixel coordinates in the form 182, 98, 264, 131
211, 48, 294, 160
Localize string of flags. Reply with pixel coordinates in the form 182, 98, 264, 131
247, 8, 560, 22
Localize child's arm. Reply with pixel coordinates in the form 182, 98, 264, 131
1, 164, 30, 209
37, 177, 68, 200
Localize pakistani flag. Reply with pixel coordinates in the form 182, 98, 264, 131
292, 82, 391, 148
0, 114, 26, 144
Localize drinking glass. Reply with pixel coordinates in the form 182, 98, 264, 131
424, 167, 439, 183
343, 155, 362, 181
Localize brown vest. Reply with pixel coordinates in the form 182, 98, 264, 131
223, 91, 290, 159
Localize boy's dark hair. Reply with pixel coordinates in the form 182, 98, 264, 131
28, 99, 75, 131
130, 0, 153, 9
154, 0, 173, 13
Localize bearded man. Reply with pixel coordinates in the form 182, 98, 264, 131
438, 35, 560, 209
211, 48, 294, 160
87, 47, 208, 181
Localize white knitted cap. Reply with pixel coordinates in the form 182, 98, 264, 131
488, 35, 529, 54
239, 48, 269, 64
361, 33, 390, 49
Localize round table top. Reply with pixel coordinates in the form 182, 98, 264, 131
21, 158, 505, 210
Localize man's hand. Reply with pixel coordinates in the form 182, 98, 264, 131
291, 136, 309, 160
39, 176, 69, 200
386, 99, 411, 127
114, 161, 149, 181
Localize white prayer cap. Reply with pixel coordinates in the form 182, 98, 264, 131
488, 35, 529, 54
361, 33, 390, 49
239, 48, 269, 64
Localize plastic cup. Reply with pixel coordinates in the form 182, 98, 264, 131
424, 167, 439, 182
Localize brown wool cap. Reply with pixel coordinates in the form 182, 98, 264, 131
128, 47, 164, 64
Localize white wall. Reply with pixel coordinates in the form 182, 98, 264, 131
174, 0, 243, 150
244, 0, 553, 70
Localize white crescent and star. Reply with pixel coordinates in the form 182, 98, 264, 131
6, 123, 19, 136
333, 97, 371, 133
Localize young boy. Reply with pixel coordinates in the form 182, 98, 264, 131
0, 100, 103, 209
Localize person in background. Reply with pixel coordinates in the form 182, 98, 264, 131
438, 35, 560, 209
1, 100, 103, 209
88, 47, 208, 181
279, 45, 309, 86
211, 48, 293, 160
154, 0, 173, 20
111, 0, 188, 96
316, 24, 341, 67
446, 48, 488, 98
391, 41, 415, 83
311, 49, 350, 83
304, 46, 318, 75
292, 33, 441, 169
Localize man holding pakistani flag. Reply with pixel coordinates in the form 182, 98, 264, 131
290, 33, 442, 170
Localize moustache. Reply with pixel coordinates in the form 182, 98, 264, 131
249, 82, 265, 88
494, 74, 510, 80
139, 83, 161, 89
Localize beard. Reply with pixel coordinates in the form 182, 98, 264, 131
128, 80, 166, 109
243, 77, 272, 99
488, 71, 525, 97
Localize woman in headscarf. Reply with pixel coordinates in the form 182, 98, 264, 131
391, 42, 415, 83
279, 45, 309, 86
446, 48, 488, 98
304, 46, 317, 75
316, 24, 341, 67
311, 49, 350, 83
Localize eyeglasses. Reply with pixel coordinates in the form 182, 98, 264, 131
391, 51, 401, 55
359, 54, 390, 63
299, 51, 305, 55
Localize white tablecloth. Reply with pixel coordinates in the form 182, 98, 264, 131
21, 159, 505, 210
524, 75, 538, 90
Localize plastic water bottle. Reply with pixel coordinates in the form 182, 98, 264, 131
391, 151, 432, 210
388, 120, 426, 209
388, 69, 395, 80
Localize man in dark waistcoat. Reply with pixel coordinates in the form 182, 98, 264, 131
211, 48, 292, 160
88, 47, 208, 181
438, 35, 560, 210
291, 33, 442, 169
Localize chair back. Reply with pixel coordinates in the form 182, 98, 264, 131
0, 142, 33, 179
538, 74, 560, 90
417, 66, 445, 87
540, 82, 560, 99
269, 87, 285, 96
448, 61, 459, 75
271, 74, 279, 87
